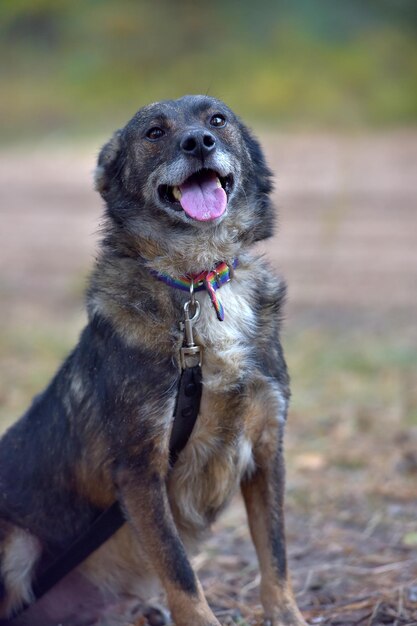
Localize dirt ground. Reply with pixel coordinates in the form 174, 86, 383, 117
0, 132, 416, 625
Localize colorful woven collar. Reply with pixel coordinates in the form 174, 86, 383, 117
153, 259, 238, 321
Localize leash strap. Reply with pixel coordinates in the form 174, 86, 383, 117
32, 501, 125, 601
10, 364, 203, 619
9, 264, 230, 619
169, 365, 202, 466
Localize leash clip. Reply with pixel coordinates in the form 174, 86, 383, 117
180, 285, 203, 369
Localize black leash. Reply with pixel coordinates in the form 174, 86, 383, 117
8, 272, 213, 622
11, 364, 202, 620
169, 365, 202, 466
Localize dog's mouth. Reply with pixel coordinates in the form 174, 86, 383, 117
158, 169, 234, 222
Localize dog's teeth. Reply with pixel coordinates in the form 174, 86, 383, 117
216, 177, 222, 188
172, 186, 182, 201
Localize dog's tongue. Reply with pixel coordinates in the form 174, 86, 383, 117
179, 171, 227, 221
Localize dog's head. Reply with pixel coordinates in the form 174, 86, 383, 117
95, 95, 274, 266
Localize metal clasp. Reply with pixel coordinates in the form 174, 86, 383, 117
214, 262, 232, 288
179, 282, 203, 369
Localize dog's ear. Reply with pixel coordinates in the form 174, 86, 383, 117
240, 123, 273, 197
94, 130, 124, 197
239, 123, 275, 241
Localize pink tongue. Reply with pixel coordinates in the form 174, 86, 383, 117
179, 171, 227, 221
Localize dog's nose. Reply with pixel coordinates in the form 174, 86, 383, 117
180, 130, 216, 159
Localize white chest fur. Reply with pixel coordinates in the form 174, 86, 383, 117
194, 279, 256, 391
168, 278, 258, 535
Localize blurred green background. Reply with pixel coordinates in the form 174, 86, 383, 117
1, 0, 417, 141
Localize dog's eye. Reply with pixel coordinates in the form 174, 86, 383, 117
210, 114, 226, 128
146, 127, 165, 141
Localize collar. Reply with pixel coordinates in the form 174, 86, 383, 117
152, 259, 238, 321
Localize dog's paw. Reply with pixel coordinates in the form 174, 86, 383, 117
174, 617, 221, 626
142, 604, 170, 625
261, 583, 307, 626
263, 618, 308, 626
263, 612, 308, 626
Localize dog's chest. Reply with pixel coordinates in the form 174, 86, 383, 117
168, 281, 257, 533
194, 280, 256, 389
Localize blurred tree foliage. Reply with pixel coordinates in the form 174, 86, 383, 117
1, 0, 416, 139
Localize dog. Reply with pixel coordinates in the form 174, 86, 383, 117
0, 95, 307, 626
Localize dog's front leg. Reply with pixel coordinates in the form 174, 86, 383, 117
241, 440, 307, 626
115, 464, 220, 626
